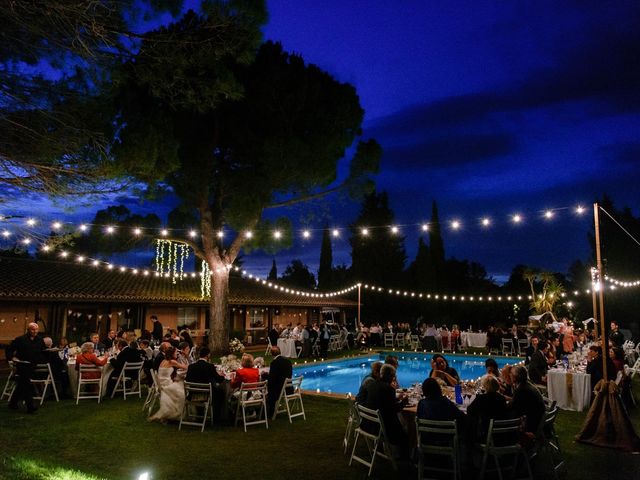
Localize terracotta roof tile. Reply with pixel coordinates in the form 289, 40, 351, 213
0, 257, 357, 307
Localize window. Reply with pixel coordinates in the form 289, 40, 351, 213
178, 307, 197, 329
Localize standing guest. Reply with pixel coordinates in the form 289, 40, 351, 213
319, 322, 331, 358
266, 346, 293, 417
363, 364, 408, 453
450, 325, 461, 352
509, 365, 545, 434
186, 346, 227, 420
562, 321, 575, 353
429, 354, 460, 386
268, 325, 280, 348
43, 337, 70, 398
179, 329, 194, 349
467, 375, 507, 440
102, 330, 116, 350
6, 323, 45, 413
151, 315, 164, 344
527, 340, 549, 386
300, 325, 311, 358
609, 321, 625, 348
356, 361, 383, 404
524, 336, 539, 366
231, 354, 260, 389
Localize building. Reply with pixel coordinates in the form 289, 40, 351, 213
0, 257, 357, 351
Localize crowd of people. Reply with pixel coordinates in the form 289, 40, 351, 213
268, 321, 352, 358
354, 353, 546, 474
356, 322, 464, 351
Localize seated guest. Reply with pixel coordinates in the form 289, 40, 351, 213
102, 330, 116, 350
90, 333, 105, 354
418, 377, 466, 422
148, 346, 187, 422
176, 341, 193, 365
484, 358, 500, 378
42, 336, 70, 397
467, 375, 507, 440
356, 361, 383, 404
266, 346, 293, 417
231, 354, 260, 389
509, 365, 545, 434
500, 365, 515, 399
363, 364, 408, 452
152, 342, 171, 371
611, 347, 625, 374
76, 342, 110, 379
429, 354, 460, 386
586, 346, 616, 388
268, 325, 280, 347
139, 340, 153, 360
186, 346, 226, 420
385, 355, 401, 388
107, 340, 145, 395
527, 340, 549, 385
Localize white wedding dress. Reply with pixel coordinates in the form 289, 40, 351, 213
149, 367, 185, 422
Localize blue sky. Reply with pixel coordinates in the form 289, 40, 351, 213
2, 0, 639, 283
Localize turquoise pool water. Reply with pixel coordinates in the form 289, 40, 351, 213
295, 352, 519, 395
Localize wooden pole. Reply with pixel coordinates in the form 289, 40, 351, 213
593, 203, 609, 382
591, 268, 598, 327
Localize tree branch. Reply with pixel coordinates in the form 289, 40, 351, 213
265, 184, 344, 210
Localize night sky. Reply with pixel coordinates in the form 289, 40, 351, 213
3, 1, 640, 284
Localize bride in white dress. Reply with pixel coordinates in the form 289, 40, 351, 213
149, 346, 188, 422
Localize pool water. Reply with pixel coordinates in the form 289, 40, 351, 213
295, 352, 518, 395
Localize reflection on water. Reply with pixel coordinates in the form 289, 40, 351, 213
295, 352, 517, 395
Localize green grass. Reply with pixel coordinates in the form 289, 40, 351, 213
1, 373, 640, 480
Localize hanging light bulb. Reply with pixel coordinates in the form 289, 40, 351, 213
133, 227, 142, 236
512, 214, 522, 224
244, 231, 253, 239
302, 230, 311, 239
26, 218, 36, 227
160, 229, 169, 237
41, 244, 50, 252
451, 220, 461, 230
2, 230, 10, 238
105, 226, 115, 234
79, 224, 88, 232
332, 229, 340, 237
544, 210, 554, 219
481, 218, 491, 227
575, 205, 585, 215
189, 230, 197, 238
51, 221, 62, 230
217, 230, 224, 238
391, 226, 399, 234
361, 228, 369, 236
273, 230, 282, 239
421, 224, 429, 232
21, 238, 31, 245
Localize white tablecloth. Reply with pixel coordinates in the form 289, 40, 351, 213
68, 361, 113, 399
547, 369, 591, 411
460, 332, 487, 348
277, 338, 298, 358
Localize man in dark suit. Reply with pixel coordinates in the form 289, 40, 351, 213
107, 340, 145, 395
186, 347, 227, 420
151, 315, 164, 344
527, 340, 549, 385
267, 346, 292, 417
6, 322, 45, 413
43, 336, 70, 398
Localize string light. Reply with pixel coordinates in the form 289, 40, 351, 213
512, 214, 522, 224
391, 226, 399, 234
604, 275, 640, 288
273, 230, 282, 239
576, 206, 586, 215
361, 227, 369, 236
332, 229, 340, 237
79, 224, 88, 232
2, 230, 10, 238
544, 210, 554, 219
302, 230, 311, 239
451, 220, 461, 230
244, 231, 253, 239
160, 229, 169, 237
421, 224, 429, 232
51, 221, 62, 230
481, 218, 491, 227
133, 227, 142, 236
189, 230, 198, 238
217, 230, 224, 238
26, 218, 36, 226
105, 226, 115, 234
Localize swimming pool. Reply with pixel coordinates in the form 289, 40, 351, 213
295, 352, 520, 395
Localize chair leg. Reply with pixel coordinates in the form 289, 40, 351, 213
50, 378, 59, 402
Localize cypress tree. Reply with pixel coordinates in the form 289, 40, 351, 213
268, 258, 278, 281
428, 200, 446, 289
318, 226, 333, 290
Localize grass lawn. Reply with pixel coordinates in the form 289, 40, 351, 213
1, 367, 640, 479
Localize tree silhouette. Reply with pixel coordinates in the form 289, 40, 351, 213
318, 226, 333, 290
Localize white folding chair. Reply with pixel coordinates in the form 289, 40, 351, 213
349, 403, 397, 477
1, 361, 16, 401
384, 333, 395, 348
416, 418, 460, 480
518, 338, 530, 356
143, 369, 162, 414
535, 406, 565, 480
180, 381, 214, 432
235, 380, 269, 432
395, 333, 405, 348
272, 376, 306, 422
31, 363, 59, 405
265, 337, 274, 356
110, 361, 145, 399
502, 338, 515, 355
627, 357, 640, 380
311, 340, 321, 357
76, 364, 104, 404
343, 399, 360, 454
478, 417, 533, 480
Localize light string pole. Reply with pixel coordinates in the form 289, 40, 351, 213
593, 202, 608, 382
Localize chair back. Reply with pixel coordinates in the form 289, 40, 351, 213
122, 361, 145, 372
356, 403, 383, 436
501, 338, 515, 354
78, 364, 102, 379
416, 418, 458, 448
185, 381, 212, 397
384, 333, 394, 347
239, 380, 268, 399
485, 417, 523, 448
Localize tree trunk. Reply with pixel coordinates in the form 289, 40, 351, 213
208, 260, 230, 357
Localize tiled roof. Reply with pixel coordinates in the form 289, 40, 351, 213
0, 257, 357, 307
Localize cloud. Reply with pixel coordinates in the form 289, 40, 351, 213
383, 133, 517, 169
368, 7, 640, 138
